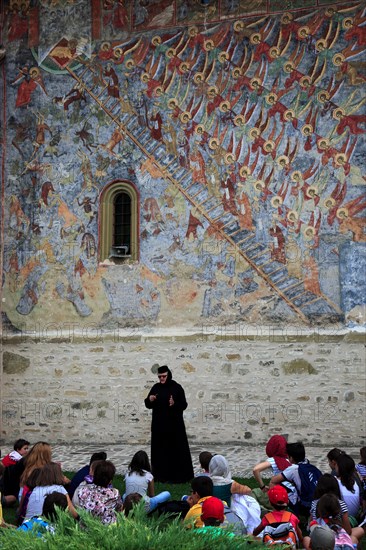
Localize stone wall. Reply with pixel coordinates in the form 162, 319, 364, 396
2, 330, 365, 445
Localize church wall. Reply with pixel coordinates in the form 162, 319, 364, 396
1, 0, 365, 444
2, 331, 365, 445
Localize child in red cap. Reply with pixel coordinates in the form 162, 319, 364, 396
253, 485, 303, 546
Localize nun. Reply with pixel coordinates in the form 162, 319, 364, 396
144, 365, 193, 483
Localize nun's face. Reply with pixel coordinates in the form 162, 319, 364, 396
158, 373, 168, 384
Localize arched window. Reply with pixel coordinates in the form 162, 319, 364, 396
99, 181, 139, 262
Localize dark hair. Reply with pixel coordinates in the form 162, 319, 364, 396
89, 452, 107, 466
316, 493, 342, 525
26, 467, 42, 490
359, 447, 366, 466
327, 448, 344, 462
199, 451, 213, 471
90, 459, 105, 475
191, 475, 213, 498
128, 450, 151, 476
204, 517, 221, 526
14, 439, 30, 451
36, 462, 64, 487
93, 460, 116, 488
314, 474, 341, 500
42, 491, 68, 521
336, 454, 356, 492
286, 442, 305, 463
123, 493, 142, 516
0, 462, 4, 477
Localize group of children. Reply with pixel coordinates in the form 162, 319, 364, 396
1, 437, 365, 549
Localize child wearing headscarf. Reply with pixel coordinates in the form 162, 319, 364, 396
252, 435, 297, 511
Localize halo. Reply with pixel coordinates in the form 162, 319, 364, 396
250, 77, 262, 89
291, 170, 302, 182
333, 107, 345, 120
239, 165, 251, 178
303, 225, 316, 239
194, 72, 204, 84
249, 127, 260, 140
315, 39, 327, 51
218, 52, 229, 63
207, 85, 218, 97
141, 72, 150, 83
266, 92, 278, 105
234, 114, 245, 127
209, 138, 219, 150
270, 46, 280, 58
180, 111, 192, 123
306, 185, 318, 198
277, 155, 289, 166
332, 53, 345, 66
125, 59, 135, 69
168, 98, 178, 109
301, 124, 313, 136
284, 61, 294, 73
318, 90, 330, 103
281, 12, 293, 24
232, 67, 243, 79
154, 86, 163, 97
166, 48, 176, 58
254, 179, 265, 190
113, 47, 123, 58
342, 17, 353, 30
284, 109, 295, 121
152, 36, 162, 46
180, 62, 190, 73
335, 153, 347, 166
337, 207, 349, 219
219, 100, 231, 112
250, 33, 261, 45
203, 39, 214, 51
263, 139, 275, 152
30, 67, 40, 78
298, 26, 310, 39
300, 75, 312, 88
195, 124, 205, 135
271, 195, 283, 208
101, 41, 111, 51
317, 137, 330, 150
287, 210, 299, 222
224, 153, 236, 165
234, 20, 245, 32
323, 197, 336, 209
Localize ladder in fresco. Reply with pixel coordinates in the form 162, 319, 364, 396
66, 64, 343, 324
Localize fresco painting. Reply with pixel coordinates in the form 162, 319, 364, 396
1, 0, 366, 331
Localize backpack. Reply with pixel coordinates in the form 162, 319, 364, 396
262, 510, 298, 548
327, 524, 354, 550
297, 462, 322, 509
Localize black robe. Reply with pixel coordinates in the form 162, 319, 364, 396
144, 378, 194, 483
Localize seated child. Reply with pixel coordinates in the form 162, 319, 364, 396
195, 451, 213, 477
184, 476, 214, 529
17, 491, 69, 536
2, 439, 30, 467
356, 447, 366, 490
252, 484, 303, 547
123, 493, 143, 517
68, 451, 107, 498
310, 473, 352, 534
303, 493, 354, 550
270, 442, 321, 515
72, 459, 105, 507
309, 524, 336, 550
124, 450, 170, 513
